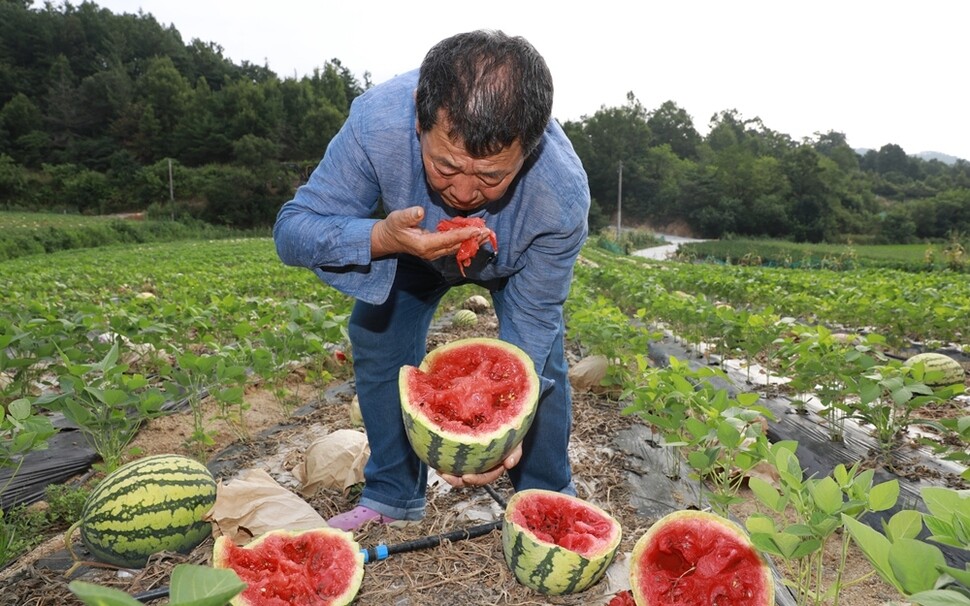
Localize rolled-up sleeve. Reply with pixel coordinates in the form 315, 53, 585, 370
273, 101, 398, 305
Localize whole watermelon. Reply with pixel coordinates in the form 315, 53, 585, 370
70, 454, 217, 568
904, 352, 966, 388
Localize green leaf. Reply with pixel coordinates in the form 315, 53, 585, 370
868, 479, 901, 512
923, 487, 970, 521
716, 419, 741, 449
775, 448, 803, 488
807, 476, 842, 515
769, 532, 805, 559
736, 392, 760, 407
748, 478, 784, 512
941, 564, 970, 588
888, 538, 946, 594
885, 509, 924, 542
68, 581, 144, 606
749, 533, 783, 557
788, 537, 822, 560
745, 513, 777, 535
909, 589, 970, 606
169, 564, 246, 606
7, 398, 30, 421
842, 514, 903, 592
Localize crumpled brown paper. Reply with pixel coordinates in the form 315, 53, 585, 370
292, 428, 369, 497
568, 354, 609, 393
204, 468, 328, 544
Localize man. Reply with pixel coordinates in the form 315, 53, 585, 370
273, 29, 590, 532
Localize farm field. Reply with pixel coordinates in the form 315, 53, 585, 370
1, 235, 969, 605
680, 237, 969, 273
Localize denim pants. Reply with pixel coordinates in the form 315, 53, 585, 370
348, 256, 575, 520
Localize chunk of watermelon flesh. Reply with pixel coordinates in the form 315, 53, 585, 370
407, 343, 528, 432
639, 519, 768, 605
223, 532, 358, 606
608, 590, 636, 606
510, 493, 616, 558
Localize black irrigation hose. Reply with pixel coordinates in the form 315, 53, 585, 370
133, 486, 512, 601
361, 485, 510, 563
133, 586, 170, 602
360, 519, 502, 563
483, 483, 508, 509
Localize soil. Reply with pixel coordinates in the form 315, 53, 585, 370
0, 303, 935, 606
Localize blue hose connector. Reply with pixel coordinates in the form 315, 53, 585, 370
361, 543, 389, 563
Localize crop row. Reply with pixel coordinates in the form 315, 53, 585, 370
580, 246, 969, 348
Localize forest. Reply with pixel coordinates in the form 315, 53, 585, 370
1, 0, 969, 242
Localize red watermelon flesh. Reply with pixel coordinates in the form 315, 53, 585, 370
632, 511, 772, 606
213, 528, 364, 606
509, 491, 618, 558
405, 342, 529, 433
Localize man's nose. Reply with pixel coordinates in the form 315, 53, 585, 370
449, 175, 479, 204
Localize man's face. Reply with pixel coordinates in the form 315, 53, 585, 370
419, 115, 525, 212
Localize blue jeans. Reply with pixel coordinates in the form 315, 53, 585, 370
348, 256, 575, 520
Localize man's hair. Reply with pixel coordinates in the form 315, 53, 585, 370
416, 30, 553, 158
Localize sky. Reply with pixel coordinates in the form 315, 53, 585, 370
72, 1, 970, 161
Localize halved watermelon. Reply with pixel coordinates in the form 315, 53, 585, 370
212, 527, 364, 606
630, 510, 774, 606
399, 337, 540, 476
502, 488, 622, 595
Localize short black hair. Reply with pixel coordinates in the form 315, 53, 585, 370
416, 30, 553, 158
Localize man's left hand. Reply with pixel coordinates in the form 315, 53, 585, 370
439, 443, 522, 489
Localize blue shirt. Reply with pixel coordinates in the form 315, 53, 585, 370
274, 69, 590, 370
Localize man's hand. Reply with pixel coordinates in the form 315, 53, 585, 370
371, 206, 490, 261
439, 443, 522, 489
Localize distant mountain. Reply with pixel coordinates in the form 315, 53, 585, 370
914, 151, 963, 165
853, 148, 964, 165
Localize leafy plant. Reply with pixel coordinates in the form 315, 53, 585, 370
162, 349, 247, 457
780, 326, 884, 438
622, 356, 773, 514
42, 342, 166, 472
1, 395, 57, 567
745, 441, 900, 606
848, 361, 952, 458
69, 563, 245, 606
843, 485, 970, 605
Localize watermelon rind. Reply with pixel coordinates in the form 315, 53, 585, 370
629, 509, 774, 606
74, 454, 216, 568
502, 489, 622, 595
213, 527, 364, 606
452, 309, 479, 327
399, 337, 540, 476
904, 352, 966, 388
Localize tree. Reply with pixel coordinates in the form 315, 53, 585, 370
783, 146, 837, 242
133, 56, 192, 159
647, 100, 701, 160
813, 130, 860, 172
563, 93, 653, 224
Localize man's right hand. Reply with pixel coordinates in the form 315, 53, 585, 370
371, 206, 491, 261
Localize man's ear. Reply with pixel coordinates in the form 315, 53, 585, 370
414, 90, 421, 135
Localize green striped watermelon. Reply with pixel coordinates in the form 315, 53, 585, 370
502, 489, 622, 595
630, 510, 774, 606
68, 454, 216, 568
399, 337, 540, 476
904, 352, 966, 388
213, 527, 364, 606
